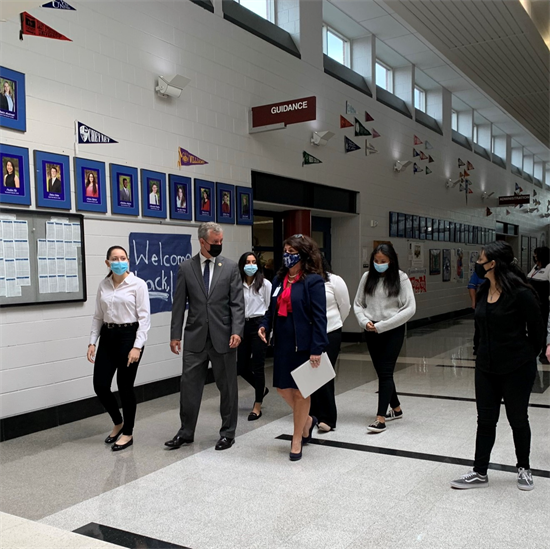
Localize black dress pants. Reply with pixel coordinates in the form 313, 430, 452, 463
310, 328, 342, 429
473, 361, 536, 475
237, 317, 267, 403
365, 324, 405, 417
93, 325, 143, 436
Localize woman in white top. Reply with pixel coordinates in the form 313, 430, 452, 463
527, 246, 550, 364
354, 243, 416, 433
310, 258, 350, 432
237, 252, 272, 420
87, 245, 150, 451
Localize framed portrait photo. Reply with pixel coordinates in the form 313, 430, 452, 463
35, 151, 71, 210
0, 67, 26, 132
195, 179, 215, 222
110, 164, 138, 216
236, 186, 253, 225
0, 144, 31, 205
169, 174, 192, 221
216, 182, 235, 225
389, 212, 398, 237
74, 158, 107, 213
141, 169, 166, 219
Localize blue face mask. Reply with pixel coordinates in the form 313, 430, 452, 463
373, 262, 389, 273
110, 261, 129, 275
283, 252, 301, 269
244, 264, 258, 276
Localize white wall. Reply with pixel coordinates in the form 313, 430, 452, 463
0, 0, 548, 418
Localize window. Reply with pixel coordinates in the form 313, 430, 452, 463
322, 25, 350, 67
234, 0, 274, 22
376, 61, 393, 93
473, 124, 479, 144
451, 110, 458, 132
414, 86, 426, 112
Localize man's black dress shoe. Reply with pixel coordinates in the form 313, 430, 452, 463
105, 427, 123, 444
164, 436, 194, 449
215, 437, 235, 451
112, 438, 133, 452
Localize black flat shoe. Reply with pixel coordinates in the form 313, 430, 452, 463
248, 410, 262, 421
112, 438, 133, 452
164, 436, 194, 449
215, 437, 235, 451
302, 416, 318, 445
105, 427, 123, 444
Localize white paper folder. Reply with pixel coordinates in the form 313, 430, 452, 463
291, 352, 335, 398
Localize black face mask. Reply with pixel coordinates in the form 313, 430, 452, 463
474, 260, 493, 279
206, 243, 222, 257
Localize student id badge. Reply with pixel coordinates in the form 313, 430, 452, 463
273, 285, 282, 297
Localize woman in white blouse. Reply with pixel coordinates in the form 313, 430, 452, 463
527, 247, 550, 364
87, 245, 150, 451
354, 243, 416, 434
310, 258, 351, 432
237, 252, 272, 420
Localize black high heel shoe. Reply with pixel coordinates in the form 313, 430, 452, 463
105, 426, 123, 444
302, 416, 318, 445
289, 441, 302, 461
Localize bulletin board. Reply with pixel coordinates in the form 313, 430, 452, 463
0, 208, 87, 307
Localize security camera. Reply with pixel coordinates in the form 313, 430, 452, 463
481, 191, 495, 200
311, 131, 335, 146
445, 179, 453, 189
156, 74, 191, 98
393, 160, 412, 172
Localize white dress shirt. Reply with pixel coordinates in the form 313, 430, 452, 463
527, 265, 550, 283
89, 272, 151, 348
243, 278, 272, 319
149, 192, 159, 205
200, 253, 214, 288
325, 273, 351, 333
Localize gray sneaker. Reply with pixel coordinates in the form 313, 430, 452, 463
450, 469, 488, 489
517, 468, 534, 491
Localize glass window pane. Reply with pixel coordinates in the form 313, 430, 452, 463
376, 63, 388, 91
239, 0, 268, 20
327, 30, 344, 65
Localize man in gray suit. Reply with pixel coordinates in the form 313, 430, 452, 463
166, 222, 245, 451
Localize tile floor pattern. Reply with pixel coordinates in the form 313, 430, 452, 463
0, 317, 548, 549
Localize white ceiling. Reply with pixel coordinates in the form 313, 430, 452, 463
328, 0, 550, 162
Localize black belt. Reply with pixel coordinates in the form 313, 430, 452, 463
245, 316, 263, 322
104, 322, 139, 329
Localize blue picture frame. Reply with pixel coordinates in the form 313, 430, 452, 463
74, 157, 107, 213
35, 150, 71, 210
0, 67, 26, 132
216, 182, 235, 225
141, 169, 166, 219
110, 163, 138, 216
169, 174, 192, 221
236, 186, 253, 225
194, 179, 215, 222
0, 144, 31, 205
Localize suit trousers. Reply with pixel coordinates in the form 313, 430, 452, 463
178, 335, 238, 440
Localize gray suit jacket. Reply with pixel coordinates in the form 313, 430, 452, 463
170, 254, 245, 354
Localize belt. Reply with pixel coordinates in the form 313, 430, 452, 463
245, 316, 263, 322
104, 322, 139, 329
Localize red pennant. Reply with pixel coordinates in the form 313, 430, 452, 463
486, 207, 492, 216
20, 12, 72, 41
414, 135, 423, 145
467, 161, 474, 170
372, 128, 380, 138
428, 155, 434, 163
340, 115, 353, 129
463, 170, 470, 177
419, 151, 428, 160
365, 112, 374, 122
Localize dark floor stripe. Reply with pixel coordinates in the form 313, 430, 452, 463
276, 435, 550, 478
436, 364, 475, 369
397, 391, 550, 409
73, 523, 190, 549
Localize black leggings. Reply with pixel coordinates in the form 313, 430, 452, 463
237, 318, 267, 404
365, 324, 405, 417
473, 362, 536, 475
93, 325, 143, 436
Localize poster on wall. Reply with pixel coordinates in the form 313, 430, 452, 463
216, 182, 235, 225
0, 67, 26, 132
35, 150, 71, 210
110, 163, 139, 216
410, 242, 424, 268
169, 174, 192, 221
141, 169, 167, 219
469, 250, 479, 277
74, 157, 107, 213
0, 144, 31, 205
408, 268, 427, 294
442, 249, 451, 282
456, 248, 464, 281
429, 249, 441, 275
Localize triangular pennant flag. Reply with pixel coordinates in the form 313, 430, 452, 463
425, 141, 433, 150
459, 183, 465, 192
372, 128, 381, 138
346, 101, 356, 114
302, 151, 322, 166
465, 179, 473, 186
463, 170, 470, 177
467, 161, 474, 170
413, 148, 420, 157
428, 155, 434, 163
344, 136, 361, 153
425, 167, 432, 175
340, 115, 353, 129
458, 158, 465, 167
365, 111, 374, 122
77, 122, 118, 144
533, 190, 537, 196
20, 12, 72, 41
365, 141, 378, 155
42, 1, 76, 9
514, 183, 523, 194
419, 151, 428, 160
506, 210, 511, 215
486, 207, 492, 216
459, 172, 464, 178
354, 118, 371, 137
414, 135, 423, 145
413, 163, 423, 174
177, 146, 208, 166
468, 187, 473, 194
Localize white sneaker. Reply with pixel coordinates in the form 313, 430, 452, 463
450, 469, 488, 489
517, 468, 534, 491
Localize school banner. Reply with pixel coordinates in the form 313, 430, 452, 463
42, 1, 76, 10
302, 151, 322, 166
20, 12, 71, 41
178, 147, 208, 167
77, 122, 117, 144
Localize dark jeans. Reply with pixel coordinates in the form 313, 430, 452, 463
93, 325, 143, 436
237, 317, 267, 404
473, 361, 536, 475
365, 324, 405, 417
310, 328, 342, 428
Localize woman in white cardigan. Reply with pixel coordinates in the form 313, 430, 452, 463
354, 243, 416, 433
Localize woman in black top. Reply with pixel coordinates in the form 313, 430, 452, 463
451, 241, 544, 491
